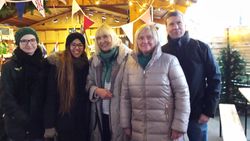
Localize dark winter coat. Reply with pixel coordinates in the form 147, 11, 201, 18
0, 48, 47, 141
44, 52, 90, 141
162, 32, 221, 120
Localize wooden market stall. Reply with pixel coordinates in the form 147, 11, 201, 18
0, 0, 195, 57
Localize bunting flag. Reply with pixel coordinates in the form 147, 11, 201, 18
58, 0, 66, 5
83, 15, 94, 31
72, 0, 82, 17
0, 0, 6, 10
53, 41, 59, 52
16, 2, 25, 20
32, 0, 45, 17
121, 23, 134, 44
140, 8, 152, 24
39, 42, 47, 57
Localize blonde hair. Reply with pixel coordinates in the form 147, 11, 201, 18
94, 23, 122, 54
134, 24, 160, 54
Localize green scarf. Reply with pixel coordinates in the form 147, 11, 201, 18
99, 47, 118, 86
137, 53, 152, 69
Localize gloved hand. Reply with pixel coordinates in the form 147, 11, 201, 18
44, 128, 57, 138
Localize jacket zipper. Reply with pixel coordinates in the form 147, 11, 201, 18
143, 70, 147, 141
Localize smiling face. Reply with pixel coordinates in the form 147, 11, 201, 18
70, 39, 84, 58
96, 33, 112, 52
137, 28, 157, 55
166, 15, 186, 39
19, 34, 38, 55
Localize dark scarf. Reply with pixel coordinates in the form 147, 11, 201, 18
167, 31, 190, 49
13, 47, 43, 114
167, 31, 190, 61
137, 53, 152, 69
14, 47, 43, 69
99, 47, 118, 86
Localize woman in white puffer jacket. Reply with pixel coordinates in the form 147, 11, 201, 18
120, 24, 190, 141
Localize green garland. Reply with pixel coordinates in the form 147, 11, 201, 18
0, 42, 8, 55
0, 0, 50, 18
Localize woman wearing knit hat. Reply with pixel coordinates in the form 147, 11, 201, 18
86, 24, 131, 141
0, 27, 47, 141
43, 32, 90, 141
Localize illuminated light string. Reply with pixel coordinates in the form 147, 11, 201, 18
113, 0, 155, 28
72, 0, 155, 27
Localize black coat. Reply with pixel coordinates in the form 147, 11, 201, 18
162, 32, 221, 120
44, 54, 90, 141
0, 48, 48, 140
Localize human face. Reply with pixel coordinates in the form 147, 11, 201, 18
19, 34, 37, 56
96, 33, 112, 52
166, 15, 186, 39
137, 29, 156, 55
70, 39, 84, 58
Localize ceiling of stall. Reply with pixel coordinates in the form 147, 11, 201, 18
0, 0, 197, 28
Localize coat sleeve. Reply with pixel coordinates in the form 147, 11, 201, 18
120, 59, 131, 128
86, 59, 99, 102
44, 65, 57, 129
168, 57, 190, 133
0, 63, 28, 125
203, 44, 221, 117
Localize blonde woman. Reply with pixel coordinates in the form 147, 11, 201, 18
86, 24, 131, 141
120, 24, 190, 141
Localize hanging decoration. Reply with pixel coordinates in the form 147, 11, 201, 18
117, 6, 153, 43
83, 15, 94, 31
31, 0, 45, 17
0, 0, 6, 10
112, 0, 154, 44
69, 0, 154, 44
140, 8, 152, 24
121, 23, 134, 44
71, 0, 95, 32
72, 0, 82, 17
0, 0, 49, 18
16, 2, 25, 20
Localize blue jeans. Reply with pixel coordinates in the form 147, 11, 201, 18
187, 119, 208, 141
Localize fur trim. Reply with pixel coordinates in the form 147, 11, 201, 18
46, 52, 63, 67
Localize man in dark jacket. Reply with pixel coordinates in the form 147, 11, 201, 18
162, 10, 221, 141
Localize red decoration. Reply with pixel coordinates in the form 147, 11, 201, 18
83, 15, 94, 31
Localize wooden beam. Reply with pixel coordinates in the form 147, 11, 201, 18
88, 6, 127, 18
31, 9, 72, 27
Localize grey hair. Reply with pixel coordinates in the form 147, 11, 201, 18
134, 24, 160, 53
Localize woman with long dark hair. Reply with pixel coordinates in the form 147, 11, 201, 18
44, 32, 90, 141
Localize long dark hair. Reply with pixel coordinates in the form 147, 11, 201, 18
57, 32, 86, 114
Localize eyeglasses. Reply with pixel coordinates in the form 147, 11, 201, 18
20, 38, 37, 45
70, 43, 84, 48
